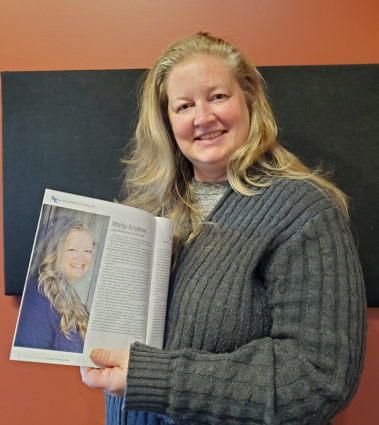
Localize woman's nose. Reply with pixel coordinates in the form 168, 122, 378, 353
193, 103, 216, 127
75, 251, 85, 261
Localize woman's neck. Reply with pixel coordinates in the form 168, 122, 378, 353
193, 168, 228, 183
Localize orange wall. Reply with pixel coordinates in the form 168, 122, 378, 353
1, 1, 378, 424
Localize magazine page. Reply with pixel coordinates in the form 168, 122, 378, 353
145, 217, 174, 349
10, 189, 156, 367
83, 215, 159, 364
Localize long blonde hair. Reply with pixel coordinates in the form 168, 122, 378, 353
31, 217, 92, 342
121, 32, 347, 250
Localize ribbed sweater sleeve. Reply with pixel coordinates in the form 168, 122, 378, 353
121, 189, 366, 424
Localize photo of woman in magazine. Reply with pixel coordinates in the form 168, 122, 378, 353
14, 217, 94, 353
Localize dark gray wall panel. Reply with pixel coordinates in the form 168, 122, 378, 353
259, 65, 379, 307
2, 70, 145, 295
2, 66, 378, 305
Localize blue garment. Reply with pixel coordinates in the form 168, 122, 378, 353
14, 277, 84, 353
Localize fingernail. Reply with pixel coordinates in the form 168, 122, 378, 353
90, 349, 100, 360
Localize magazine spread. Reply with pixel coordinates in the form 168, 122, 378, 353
10, 189, 174, 367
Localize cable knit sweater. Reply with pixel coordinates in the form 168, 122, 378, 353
105, 178, 366, 425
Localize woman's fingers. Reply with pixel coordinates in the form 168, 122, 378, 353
90, 348, 129, 368
80, 366, 107, 389
80, 349, 130, 398
81, 365, 126, 398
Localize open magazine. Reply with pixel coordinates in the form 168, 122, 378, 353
10, 189, 173, 367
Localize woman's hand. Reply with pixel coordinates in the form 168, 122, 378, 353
81, 349, 130, 398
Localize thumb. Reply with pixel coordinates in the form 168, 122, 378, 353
90, 349, 128, 368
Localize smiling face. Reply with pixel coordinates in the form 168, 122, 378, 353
167, 54, 251, 182
64, 230, 93, 284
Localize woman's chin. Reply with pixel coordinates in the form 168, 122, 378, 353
193, 159, 229, 182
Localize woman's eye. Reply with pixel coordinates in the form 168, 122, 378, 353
214, 94, 226, 100
178, 104, 190, 112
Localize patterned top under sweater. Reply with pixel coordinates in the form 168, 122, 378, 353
192, 179, 230, 220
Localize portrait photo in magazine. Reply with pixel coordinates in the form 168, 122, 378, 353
13, 205, 109, 354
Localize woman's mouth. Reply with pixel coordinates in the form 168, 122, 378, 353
196, 130, 226, 141
71, 264, 84, 268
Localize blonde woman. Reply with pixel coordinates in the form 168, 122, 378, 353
15, 217, 93, 352
82, 33, 366, 425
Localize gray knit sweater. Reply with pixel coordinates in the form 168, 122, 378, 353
105, 178, 366, 425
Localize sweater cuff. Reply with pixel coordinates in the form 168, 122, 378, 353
124, 341, 173, 415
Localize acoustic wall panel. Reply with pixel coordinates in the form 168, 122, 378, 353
259, 65, 379, 307
2, 66, 378, 305
2, 70, 145, 295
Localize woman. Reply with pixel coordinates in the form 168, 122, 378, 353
82, 33, 366, 425
15, 217, 93, 353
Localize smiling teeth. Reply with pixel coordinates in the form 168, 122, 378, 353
71, 264, 83, 268
199, 131, 223, 140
